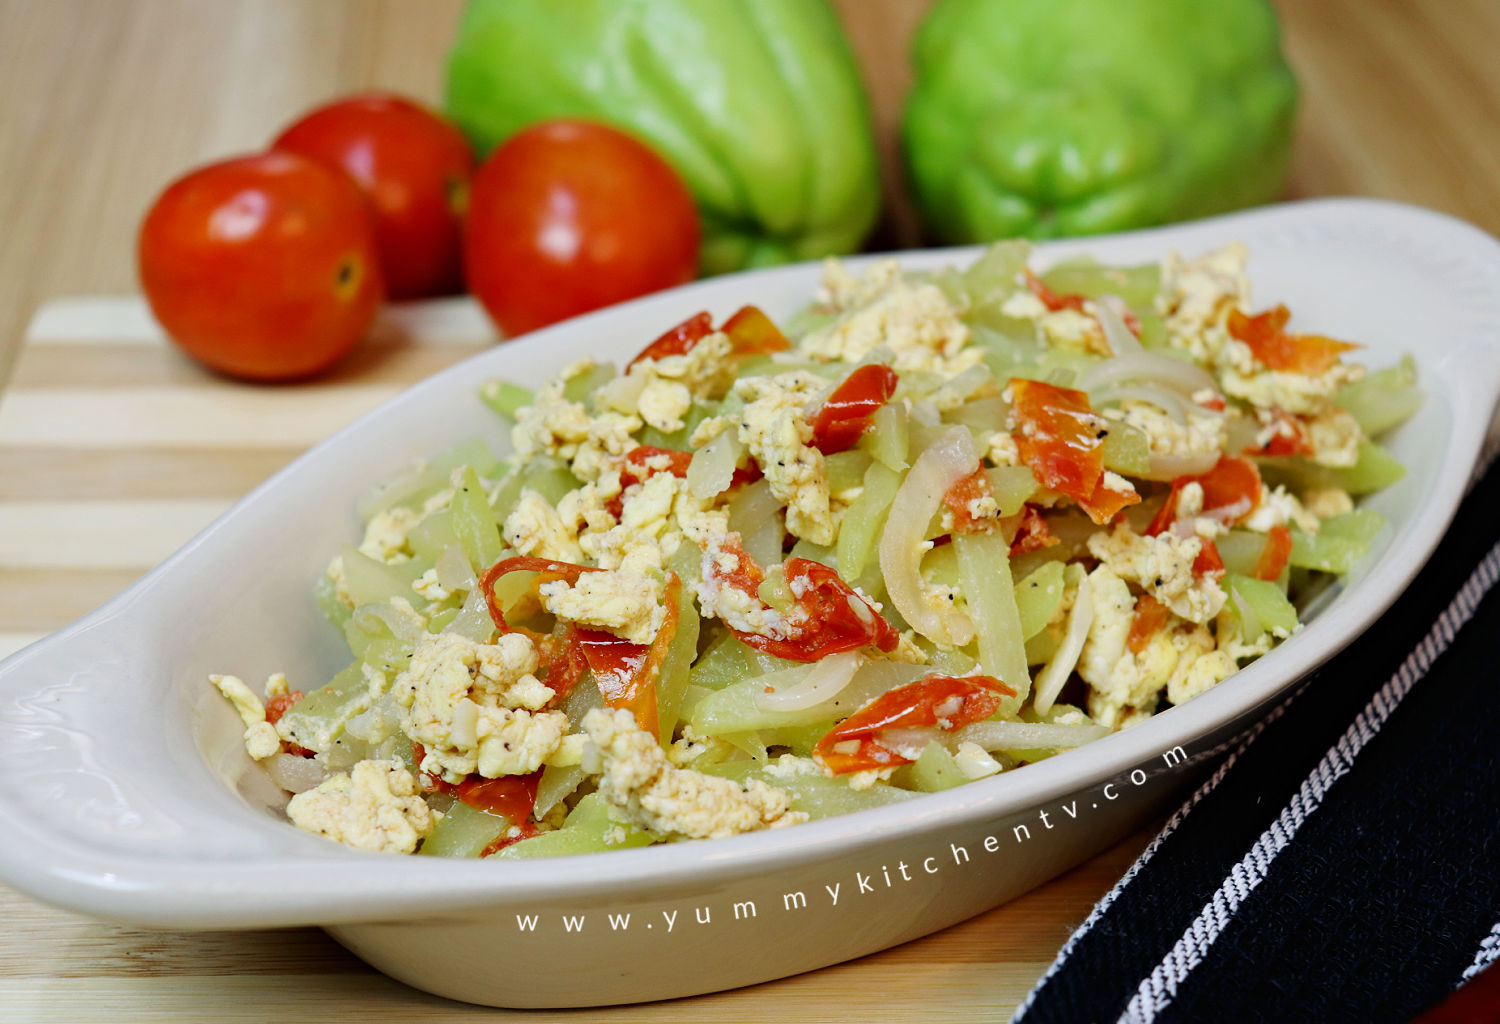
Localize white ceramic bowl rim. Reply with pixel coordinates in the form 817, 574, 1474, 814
2, 198, 1499, 928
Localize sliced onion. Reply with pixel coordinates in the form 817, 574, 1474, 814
1081, 350, 1217, 399
932, 364, 995, 411
265, 752, 330, 794
755, 651, 863, 711
435, 544, 476, 592
909, 398, 942, 427
1095, 298, 1142, 356
1142, 450, 1223, 482
446, 585, 497, 642
688, 427, 743, 500
352, 601, 425, 643
1092, 383, 1194, 424
1209, 497, 1254, 524
729, 480, 785, 569
954, 720, 1110, 751
833, 660, 941, 715
1032, 570, 1094, 715
879, 427, 980, 646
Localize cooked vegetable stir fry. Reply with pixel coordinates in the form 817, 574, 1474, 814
211, 241, 1418, 856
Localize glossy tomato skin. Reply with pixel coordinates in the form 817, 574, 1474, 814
273, 93, 474, 299
465, 119, 699, 336
138, 152, 382, 380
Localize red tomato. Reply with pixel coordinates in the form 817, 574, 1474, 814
943, 469, 999, 535
1194, 538, 1226, 578
1228, 305, 1359, 374
465, 120, 700, 336
1249, 407, 1314, 458
414, 744, 542, 826
138, 152, 382, 380
1024, 269, 1140, 335
1147, 455, 1263, 536
627, 306, 790, 368
1127, 594, 1169, 654
476, 554, 678, 733
1009, 504, 1058, 556
813, 674, 1015, 775
454, 771, 543, 823
812, 364, 899, 454
1009, 378, 1140, 524
720, 305, 792, 357
1253, 524, 1294, 581
262, 691, 305, 725
704, 539, 898, 662
577, 574, 681, 737
273, 92, 474, 299
628, 312, 715, 368
620, 445, 694, 486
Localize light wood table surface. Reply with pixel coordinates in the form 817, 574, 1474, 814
2, 1, 1498, 1020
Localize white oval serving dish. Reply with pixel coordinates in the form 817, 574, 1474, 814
1, 199, 1498, 1008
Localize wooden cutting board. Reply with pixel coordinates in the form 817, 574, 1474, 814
0, 298, 1156, 1021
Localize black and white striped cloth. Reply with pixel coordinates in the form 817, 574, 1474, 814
1013, 457, 1500, 1024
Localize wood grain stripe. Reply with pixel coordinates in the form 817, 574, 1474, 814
0, 447, 302, 500
26, 297, 497, 347
8, 341, 487, 390
0, 963, 1047, 1020
0, 500, 230, 568
0, 388, 400, 447
0, 568, 145, 630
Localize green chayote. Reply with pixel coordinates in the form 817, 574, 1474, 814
446, 0, 881, 275
902, 0, 1298, 242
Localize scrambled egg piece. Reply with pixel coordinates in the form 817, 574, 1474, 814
1104, 401, 1226, 462
735, 372, 834, 545
1305, 407, 1363, 467
511, 358, 644, 485
1076, 568, 1175, 725
209, 673, 281, 760
818, 256, 901, 309
666, 725, 738, 768
286, 759, 436, 854
1157, 243, 1251, 361
598, 331, 735, 432
762, 753, 824, 779
1243, 484, 1320, 533
392, 631, 566, 782
694, 535, 792, 638
412, 568, 451, 604
846, 767, 897, 790
988, 430, 1021, 467
582, 709, 806, 839
1074, 570, 1230, 728
1302, 486, 1354, 519
1087, 523, 1226, 624
511, 359, 596, 462
570, 411, 643, 485
954, 741, 1003, 780
537, 564, 666, 645
1219, 356, 1364, 416
1000, 291, 1110, 356
802, 258, 979, 376
358, 507, 419, 563
325, 555, 354, 610
503, 487, 584, 562
556, 480, 621, 539
579, 471, 682, 572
